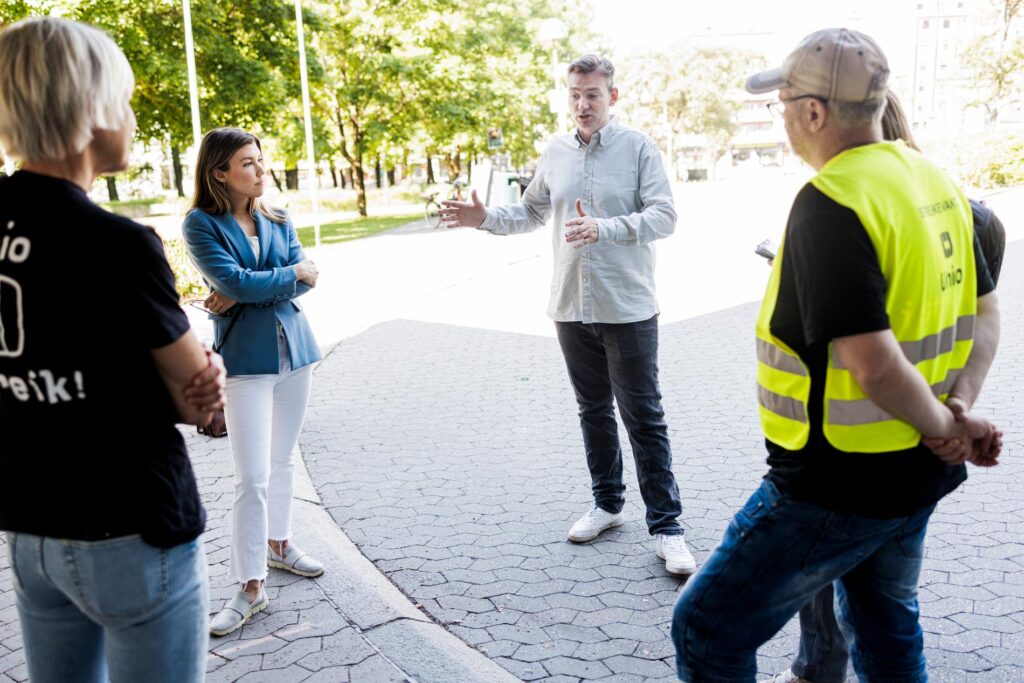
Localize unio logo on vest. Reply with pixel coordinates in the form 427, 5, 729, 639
940, 231, 954, 258
940, 266, 963, 291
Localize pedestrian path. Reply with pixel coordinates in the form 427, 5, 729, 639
301, 241, 1024, 681
1, 234, 1020, 682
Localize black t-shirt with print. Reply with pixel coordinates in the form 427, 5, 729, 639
764, 183, 995, 519
0, 172, 205, 547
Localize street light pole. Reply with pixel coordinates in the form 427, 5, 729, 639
294, 0, 321, 248
181, 0, 202, 151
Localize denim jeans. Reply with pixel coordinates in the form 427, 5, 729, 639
672, 479, 932, 683
555, 314, 683, 536
792, 584, 849, 683
7, 532, 208, 683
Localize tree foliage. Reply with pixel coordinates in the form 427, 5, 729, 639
618, 46, 763, 178
963, 0, 1024, 125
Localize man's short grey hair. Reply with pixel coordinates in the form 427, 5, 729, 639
0, 17, 134, 163
829, 98, 886, 128
568, 54, 615, 89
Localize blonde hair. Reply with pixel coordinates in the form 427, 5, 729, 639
0, 17, 134, 163
189, 127, 285, 224
881, 91, 920, 151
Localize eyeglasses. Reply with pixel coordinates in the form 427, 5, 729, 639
766, 94, 828, 118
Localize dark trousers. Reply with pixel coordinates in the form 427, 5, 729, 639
555, 314, 683, 536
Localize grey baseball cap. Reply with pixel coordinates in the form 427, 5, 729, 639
746, 28, 889, 102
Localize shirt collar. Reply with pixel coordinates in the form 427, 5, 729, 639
574, 116, 620, 148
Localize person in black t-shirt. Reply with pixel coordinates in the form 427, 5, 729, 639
0, 18, 225, 683
673, 29, 1003, 682
771, 90, 1008, 683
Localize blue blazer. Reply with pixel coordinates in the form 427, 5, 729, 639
182, 209, 321, 376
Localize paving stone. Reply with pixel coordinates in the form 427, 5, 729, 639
604, 653, 675, 677
296, 629, 375, 670
542, 656, 614, 679
511, 639, 579, 663
345, 654, 408, 682
235, 668, 312, 683
260, 638, 323, 670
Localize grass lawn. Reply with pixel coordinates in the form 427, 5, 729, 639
296, 214, 419, 247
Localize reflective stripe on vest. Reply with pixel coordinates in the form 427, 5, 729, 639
830, 315, 975, 369
757, 338, 808, 376
759, 385, 807, 423
827, 369, 961, 426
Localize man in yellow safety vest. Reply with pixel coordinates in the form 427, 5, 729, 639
671, 28, 1003, 682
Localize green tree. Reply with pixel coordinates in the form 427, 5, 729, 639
2, 0, 303, 197
963, 0, 1024, 126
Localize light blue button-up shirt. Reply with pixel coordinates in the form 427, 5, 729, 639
479, 117, 677, 324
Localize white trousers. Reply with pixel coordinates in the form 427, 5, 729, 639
224, 364, 313, 583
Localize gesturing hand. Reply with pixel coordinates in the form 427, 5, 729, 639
439, 189, 487, 229
564, 199, 598, 248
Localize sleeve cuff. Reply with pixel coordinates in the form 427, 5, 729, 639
478, 209, 495, 231
596, 218, 616, 243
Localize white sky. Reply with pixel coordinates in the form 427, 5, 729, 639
589, 0, 920, 79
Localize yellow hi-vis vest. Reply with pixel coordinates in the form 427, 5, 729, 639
755, 141, 977, 453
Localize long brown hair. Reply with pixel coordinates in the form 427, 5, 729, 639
881, 91, 920, 152
189, 127, 285, 223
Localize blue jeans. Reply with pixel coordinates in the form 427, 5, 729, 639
555, 315, 683, 536
672, 479, 932, 683
7, 532, 208, 683
792, 584, 849, 683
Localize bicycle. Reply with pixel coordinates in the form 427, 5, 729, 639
423, 178, 466, 229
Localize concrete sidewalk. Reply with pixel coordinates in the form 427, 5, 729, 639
2, 178, 1022, 681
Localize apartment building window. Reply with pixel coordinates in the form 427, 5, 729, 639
922, 19, 930, 29
943, 19, 950, 28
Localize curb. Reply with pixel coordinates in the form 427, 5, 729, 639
292, 455, 519, 683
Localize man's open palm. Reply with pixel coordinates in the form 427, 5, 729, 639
439, 189, 486, 228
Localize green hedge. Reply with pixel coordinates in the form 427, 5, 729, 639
162, 237, 206, 301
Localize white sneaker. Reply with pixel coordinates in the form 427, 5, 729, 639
210, 587, 268, 637
656, 533, 697, 575
268, 542, 325, 578
567, 506, 625, 543
763, 670, 809, 683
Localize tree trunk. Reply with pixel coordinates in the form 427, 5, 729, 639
105, 176, 119, 202
341, 168, 349, 189
374, 156, 383, 189
171, 145, 185, 198
329, 164, 338, 188
426, 154, 435, 184
466, 158, 473, 183
285, 168, 299, 190
444, 148, 462, 180
352, 155, 367, 217
386, 165, 396, 186
334, 109, 367, 216
269, 169, 284, 192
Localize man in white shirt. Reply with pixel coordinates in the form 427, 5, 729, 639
440, 54, 694, 575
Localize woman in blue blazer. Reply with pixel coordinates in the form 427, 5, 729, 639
183, 128, 323, 636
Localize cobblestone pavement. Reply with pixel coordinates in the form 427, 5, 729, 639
301, 240, 1024, 682
0, 434, 417, 683
1, 241, 1021, 682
